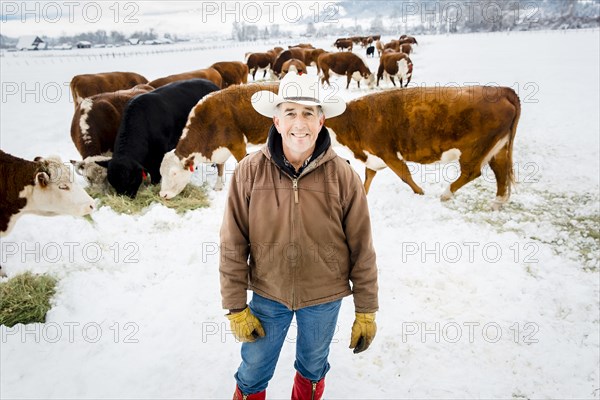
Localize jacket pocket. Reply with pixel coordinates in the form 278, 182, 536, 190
318, 241, 344, 280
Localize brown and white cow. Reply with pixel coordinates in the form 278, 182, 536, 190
360, 36, 374, 47
288, 43, 315, 49
399, 35, 418, 45
375, 40, 384, 57
333, 39, 353, 52
383, 40, 401, 52
246, 51, 278, 81
148, 68, 222, 88
272, 48, 307, 77
317, 52, 375, 89
69, 84, 154, 191
280, 59, 307, 78
325, 86, 521, 209
69, 71, 148, 108
0, 150, 95, 237
71, 84, 154, 160
400, 43, 413, 55
159, 82, 279, 198
210, 61, 249, 88
377, 52, 413, 87
303, 48, 328, 70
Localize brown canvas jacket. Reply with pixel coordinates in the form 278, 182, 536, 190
219, 142, 378, 313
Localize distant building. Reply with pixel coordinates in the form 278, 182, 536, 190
128, 38, 141, 45
76, 41, 92, 49
16, 35, 44, 50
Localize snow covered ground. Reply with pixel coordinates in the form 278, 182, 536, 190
1, 29, 598, 399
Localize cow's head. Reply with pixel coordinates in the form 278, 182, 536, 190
159, 150, 193, 199
29, 156, 95, 216
70, 154, 112, 192
102, 157, 146, 198
351, 68, 375, 89
361, 66, 376, 88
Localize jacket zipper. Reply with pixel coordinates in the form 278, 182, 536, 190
292, 178, 299, 203
291, 177, 298, 308
311, 382, 317, 400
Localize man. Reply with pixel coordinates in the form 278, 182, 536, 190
220, 72, 378, 399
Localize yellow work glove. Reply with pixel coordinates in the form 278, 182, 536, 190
226, 307, 266, 342
349, 312, 377, 354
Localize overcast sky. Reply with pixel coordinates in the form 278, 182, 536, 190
0, 1, 342, 38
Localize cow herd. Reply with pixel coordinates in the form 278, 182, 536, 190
1, 34, 523, 265
244, 34, 415, 90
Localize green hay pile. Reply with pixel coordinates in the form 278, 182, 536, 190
90, 183, 210, 215
0, 272, 57, 327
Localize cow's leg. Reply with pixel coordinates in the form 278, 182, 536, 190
364, 167, 377, 194
442, 158, 482, 201
390, 76, 397, 87
252, 69, 257, 80
262, 69, 267, 79
346, 74, 352, 89
488, 143, 512, 209
384, 158, 424, 195
214, 163, 225, 191
320, 70, 330, 86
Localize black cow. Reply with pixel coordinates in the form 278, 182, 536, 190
97, 79, 220, 198
366, 45, 375, 57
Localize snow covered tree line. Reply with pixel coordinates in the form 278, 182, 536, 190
230, 0, 599, 41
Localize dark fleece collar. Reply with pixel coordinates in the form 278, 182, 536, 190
267, 124, 331, 178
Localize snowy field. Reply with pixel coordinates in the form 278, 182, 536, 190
1, 29, 599, 399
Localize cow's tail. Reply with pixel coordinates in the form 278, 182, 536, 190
504, 87, 521, 198
70, 82, 80, 109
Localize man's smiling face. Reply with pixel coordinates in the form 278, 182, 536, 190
273, 102, 325, 162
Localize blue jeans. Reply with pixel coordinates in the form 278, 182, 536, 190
234, 293, 342, 394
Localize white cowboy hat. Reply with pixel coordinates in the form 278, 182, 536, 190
251, 71, 346, 118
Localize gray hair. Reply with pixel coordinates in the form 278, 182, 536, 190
275, 103, 324, 117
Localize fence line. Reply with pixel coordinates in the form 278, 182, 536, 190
0, 39, 288, 63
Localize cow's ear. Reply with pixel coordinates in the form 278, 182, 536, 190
36, 171, 50, 188
34, 156, 44, 162
72, 161, 86, 176
94, 160, 110, 169
183, 158, 194, 172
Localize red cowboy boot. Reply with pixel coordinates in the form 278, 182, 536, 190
291, 372, 325, 400
233, 386, 266, 400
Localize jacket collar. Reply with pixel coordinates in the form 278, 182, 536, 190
264, 124, 332, 178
